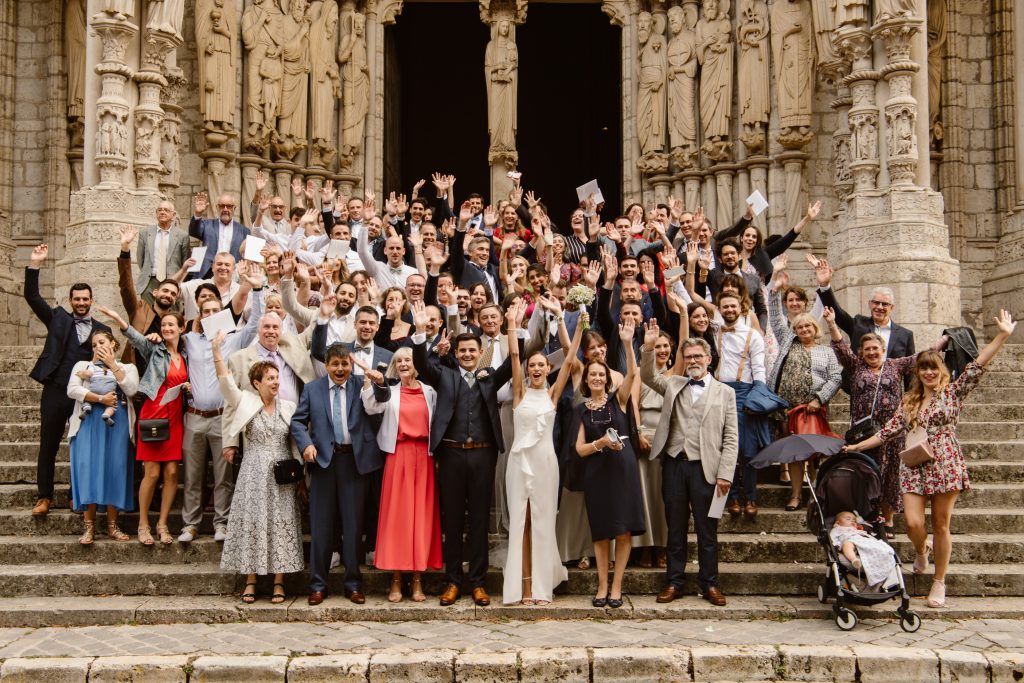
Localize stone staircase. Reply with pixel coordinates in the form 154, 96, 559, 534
0, 344, 1021, 625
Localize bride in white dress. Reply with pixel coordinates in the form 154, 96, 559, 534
503, 296, 585, 605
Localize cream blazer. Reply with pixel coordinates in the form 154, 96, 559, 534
360, 380, 437, 455
66, 360, 140, 441
219, 375, 300, 460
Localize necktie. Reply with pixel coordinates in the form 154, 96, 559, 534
331, 384, 344, 444
155, 230, 167, 281
478, 336, 495, 370
464, 372, 476, 388
689, 379, 706, 388
267, 351, 281, 371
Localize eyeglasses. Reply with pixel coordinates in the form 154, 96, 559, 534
683, 354, 706, 361
217, 203, 235, 209
270, 204, 286, 209
869, 300, 893, 308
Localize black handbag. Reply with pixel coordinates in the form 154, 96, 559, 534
273, 458, 304, 485
843, 361, 884, 444
138, 418, 170, 442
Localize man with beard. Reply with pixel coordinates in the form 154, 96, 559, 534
24, 244, 112, 516
189, 192, 249, 279
706, 237, 766, 328
640, 322, 737, 607
282, 253, 359, 346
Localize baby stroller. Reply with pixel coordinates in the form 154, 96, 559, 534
806, 451, 921, 632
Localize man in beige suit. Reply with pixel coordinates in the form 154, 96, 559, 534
640, 322, 738, 606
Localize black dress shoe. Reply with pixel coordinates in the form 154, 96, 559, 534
592, 594, 608, 608
608, 595, 624, 609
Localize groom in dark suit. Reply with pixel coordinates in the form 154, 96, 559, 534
411, 304, 515, 607
291, 344, 383, 605
24, 244, 111, 516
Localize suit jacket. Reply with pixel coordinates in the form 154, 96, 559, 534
361, 380, 437, 454
816, 287, 916, 359
290, 375, 383, 474
188, 216, 249, 278
135, 224, 190, 292
25, 268, 112, 387
412, 336, 514, 453
218, 374, 300, 460
640, 349, 739, 486
450, 228, 504, 302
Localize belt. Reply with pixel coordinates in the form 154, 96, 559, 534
440, 439, 492, 450
333, 444, 353, 453
187, 406, 223, 418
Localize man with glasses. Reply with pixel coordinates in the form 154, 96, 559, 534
189, 191, 250, 279
134, 201, 190, 302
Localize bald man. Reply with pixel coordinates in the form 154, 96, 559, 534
136, 200, 191, 301
189, 191, 250, 279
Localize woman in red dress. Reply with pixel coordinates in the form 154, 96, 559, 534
359, 344, 441, 603
99, 307, 187, 547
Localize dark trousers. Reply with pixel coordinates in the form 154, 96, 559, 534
38, 382, 75, 500
308, 448, 369, 593
662, 457, 720, 591
437, 445, 497, 588
363, 467, 383, 554
727, 455, 758, 503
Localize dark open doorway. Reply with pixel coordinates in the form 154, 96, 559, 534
516, 4, 622, 223
385, 4, 491, 200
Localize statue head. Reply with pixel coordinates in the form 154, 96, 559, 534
667, 6, 683, 34
352, 12, 364, 36
704, 0, 718, 20
497, 19, 510, 37
637, 11, 652, 42
290, 0, 306, 21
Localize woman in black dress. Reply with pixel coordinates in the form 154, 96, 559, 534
574, 319, 645, 609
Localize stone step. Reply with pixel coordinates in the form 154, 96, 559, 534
0, 531, 1019, 567
0, 346, 44, 360
827, 420, 1024, 441
3, 505, 1022, 537
0, 560, 1016, 597
830, 403, 1024, 422
0, 594, 1020, 628
0, 443, 67, 462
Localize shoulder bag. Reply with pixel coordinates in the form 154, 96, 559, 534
138, 419, 170, 442
273, 458, 304, 485
899, 424, 934, 467
844, 362, 884, 444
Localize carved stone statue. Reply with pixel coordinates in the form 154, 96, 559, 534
275, 0, 312, 161
927, 0, 947, 150
195, 0, 237, 137
737, 0, 770, 153
338, 12, 369, 167
485, 18, 519, 165
836, 0, 869, 28
310, 1, 341, 167
241, 0, 283, 152
146, 0, 185, 37
875, 0, 916, 22
696, 0, 734, 158
99, 0, 133, 18
810, 0, 842, 70
667, 4, 699, 167
64, 0, 86, 121
771, 0, 815, 148
853, 114, 877, 161
833, 136, 852, 183
635, 11, 667, 160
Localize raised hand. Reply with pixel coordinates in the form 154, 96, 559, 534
822, 306, 836, 325
258, 192, 271, 213
255, 169, 267, 192
602, 249, 618, 286
692, 205, 705, 231
321, 179, 336, 205
814, 258, 833, 288
365, 276, 380, 304
995, 309, 1017, 336
96, 305, 126, 329
640, 259, 656, 287
509, 185, 523, 208
294, 262, 310, 287
291, 179, 303, 198
604, 221, 622, 243
774, 253, 789, 271
384, 191, 398, 216
582, 260, 601, 288
412, 178, 426, 198
483, 205, 498, 228
536, 292, 562, 316
411, 299, 428, 332
662, 249, 679, 270
804, 252, 821, 268
435, 331, 452, 357
670, 197, 685, 222
431, 172, 447, 194
242, 262, 264, 288
319, 292, 337, 319
743, 202, 754, 220
619, 318, 636, 343
211, 329, 226, 350
119, 224, 138, 251
643, 319, 660, 348
304, 179, 316, 203
394, 193, 409, 217
193, 192, 209, 217
524, 190, 541, 209
280, 251, 295, 277
458, 201, 473, 226
29, 244, 48, 268
685, 241, 698, 267
806, 200, 822, 221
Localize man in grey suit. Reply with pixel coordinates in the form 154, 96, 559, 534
640, 322, 738, 607
136, 201, 191, 303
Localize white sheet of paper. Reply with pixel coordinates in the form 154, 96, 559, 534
243, 236, 266, 262
575, 179, 605, 206
159, 383, 183, 406
746, 190, 769, 216
545, 349, 566, 373
663, 266, 687, 279
187, 246, 207, 272
200, 308, 236, 341
325, 239, 349, 259
708, 488, 729, 519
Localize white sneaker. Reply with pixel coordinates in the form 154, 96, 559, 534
214, 525, 228, 542
177, 526, 198, 543
330, 552, 341, 569
365, 550, 375, 565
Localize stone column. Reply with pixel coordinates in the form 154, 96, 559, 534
825, 61, 854, 206
0, 0, 21, 339
835, 27, 880, 194
604, 0, 643, 205
480, 2, 526, 204
91, 8, 137, 188
158, 65, 186, 197
133, 14, 182, 192
365, 0, 403, 197
874, 14, 924, 187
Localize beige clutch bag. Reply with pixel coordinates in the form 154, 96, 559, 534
899, 425, 934, 467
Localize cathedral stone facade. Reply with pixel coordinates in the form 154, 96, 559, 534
0, 0, 1020, 343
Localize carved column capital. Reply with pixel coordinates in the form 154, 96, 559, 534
479, 0, 527, 24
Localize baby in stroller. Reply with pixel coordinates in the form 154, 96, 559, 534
830, 511, 898, 590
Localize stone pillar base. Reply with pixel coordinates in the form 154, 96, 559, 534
982, 208, 1024, 342
830, 187, 960, 343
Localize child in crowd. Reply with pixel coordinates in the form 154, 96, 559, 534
830, 511, 899, 589
77, 362, 119, 426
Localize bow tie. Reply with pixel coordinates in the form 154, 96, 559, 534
721, 324, 738, 333
688, 379, 706, 388
74, 316, 92, 325
354, 345, 372, 354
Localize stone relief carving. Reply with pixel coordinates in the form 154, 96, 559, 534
636, 11, 667, 163
927, 0, 946, 151
100, 0, 134, 18
146, 0, 184, 37
887, 106, 916, 157
833, 135, 853, 183
485, 18, 519, 166
310, 1, 341, 167
772, 0, 815, 149
737, 0, 770, 154
338, 12, 369, 169
241, 0, 284, 153
275, 0, 312, 161
667, 4, 699, 169
851, 112, 877, 161
810, 0, 842, 72
875, 0, 915, 22
836, 0, 869, 29
65, 0, 87, 121
696, 0, 733, 161
195, 0, 237, 140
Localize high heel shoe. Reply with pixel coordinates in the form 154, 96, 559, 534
912, 540, 932, 574
388, 576, 403, 603
137, 525, 154, 546
79, 520, 95, 546
156, 525, 173, 545
926, 579, 946, 608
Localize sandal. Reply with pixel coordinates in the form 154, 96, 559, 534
410, 576, 426, 603
79, 520, 95, 546
577, 556, 591, 570
241, 582, 257, 604
388, 576, 403, 603
156, 525, 173, 545
926, 578, 946, 608
779, 465, 791, 484
521, 598, 536, 606
138, 525, 154, 546
271, 583, 286, 604
884, 524, 896, 540
912, 540, 932, 574
785, 497, 801, 512
107, 522, 130, 542
534, 599, 550, 606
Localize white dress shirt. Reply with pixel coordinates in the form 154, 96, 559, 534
350, 340, 374, 375
216, 220, 234, 255
257, 344, 298, 404
152, 227, 171, 278
874, 320, 893, 357
714, 322, 766, 384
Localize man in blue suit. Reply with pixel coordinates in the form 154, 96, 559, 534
291, 344, 383, 606
188, 191, 249, 279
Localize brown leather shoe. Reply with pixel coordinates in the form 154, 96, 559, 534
31, 498, 50, 517
344, 589, 366, 605
472, 587, 491, 606
439, 583, 460, 606
307, 590, 326, 606
702, 586, 727, 606
656, 585, 682, 604
744, 501, 758, 520
726, 499, 741, 516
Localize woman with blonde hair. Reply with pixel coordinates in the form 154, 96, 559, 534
848, 310, 1016, 609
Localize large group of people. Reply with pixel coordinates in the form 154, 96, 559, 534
25, 171, 1016, 610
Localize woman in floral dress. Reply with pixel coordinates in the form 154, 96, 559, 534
848, 310, 1016, 609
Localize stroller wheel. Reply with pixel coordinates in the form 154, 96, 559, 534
899, 611, 922, 633
835, 607, 858, 631
817, 583, 829, 604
